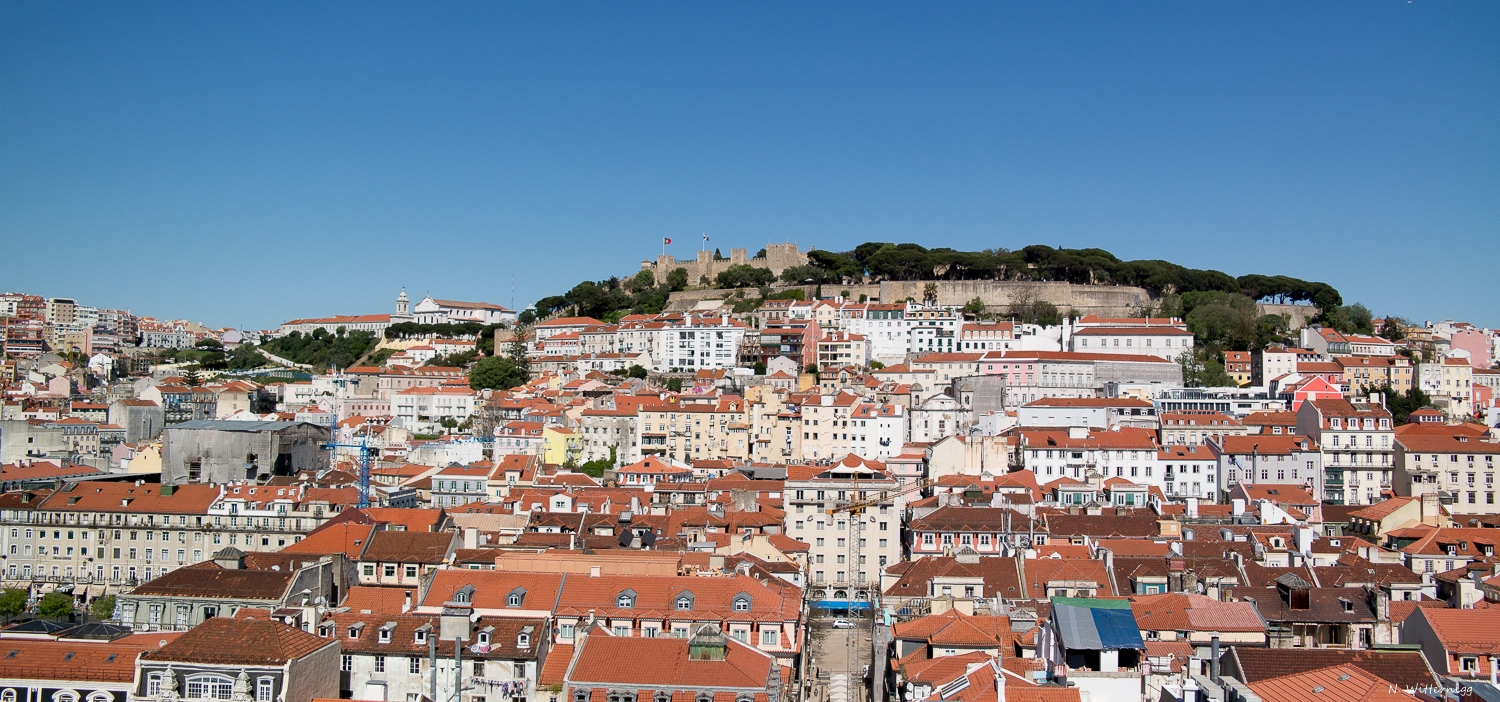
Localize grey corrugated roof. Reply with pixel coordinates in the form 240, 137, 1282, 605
168, 420, 317, 432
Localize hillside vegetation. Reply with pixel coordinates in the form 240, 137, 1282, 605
533, 243, 1344, 324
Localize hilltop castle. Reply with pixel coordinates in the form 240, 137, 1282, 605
640, 242, 808, 284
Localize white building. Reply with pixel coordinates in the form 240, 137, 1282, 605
410, 295, 516, 326
848, 403, 907, 462
393, 386, 477, 433
1295, 397, 1394, 506
783, 455, 901, 602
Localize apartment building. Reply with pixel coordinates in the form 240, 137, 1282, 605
1395, 433, 1500, 513
1418, 357, 1474, 420
1210, 435, 1323, 503
1296, 398, 1395, 506
1019, 426, 1161, 489
784, 455, 900, 600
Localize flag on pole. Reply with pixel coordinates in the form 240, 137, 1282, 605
702, 233, 710, 242
663, 237, 672, 245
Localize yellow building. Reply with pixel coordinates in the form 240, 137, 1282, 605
542, 426, 581, 466
125, 441, 163, 475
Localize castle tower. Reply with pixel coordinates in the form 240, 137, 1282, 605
396, 288, 409, 316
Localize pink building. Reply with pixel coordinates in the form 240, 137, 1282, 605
1449, 327, 1494, 369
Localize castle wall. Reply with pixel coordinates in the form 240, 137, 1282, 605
640, 243, 808, 283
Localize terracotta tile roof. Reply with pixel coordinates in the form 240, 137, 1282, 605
566, 628, 773, 691
909, 507, 1039, 534
539, 643, 573, 685
280, 521, 376, 558
1129, 593, 1264, 633
1226, 647, 1438, 690
360, 530, 456, 564
34, 482, 218, 514
142, 617, 334, 666
1410, 607, 1500, 655
1246, 664, 1417, 702
891, 610, 1016, 650
342, 586, 417, 614
0, 638, 159, 683
1023, 558, 1117, 596
129, 562, 295, 600
885, 556, 1025, 600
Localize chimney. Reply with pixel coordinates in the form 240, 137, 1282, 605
463, 527, 478, 550
1186, 497, 1198, 519
1295, 527, 1315, 554
1231, 499, 1245, 517
589, 566, 601, 578
1421, 493, 1440, 527
1210, 635, 1220, 680
403, 591, 412, 613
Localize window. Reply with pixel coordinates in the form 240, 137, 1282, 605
410, 657, 422, 674
762, 629, 778, 645
374, 655, 385, 673
186, 674, 235, 700
616, 591, 636, 608
341, 654, 353, 672
733, 596, 751, 612
675, 594, 694, 611
507, 588, 525, 607
147, 674, 163, 696
256, 678, 274, 702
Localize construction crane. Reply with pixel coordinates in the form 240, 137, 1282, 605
824, 475, 930, 702
321, 407, 375, 508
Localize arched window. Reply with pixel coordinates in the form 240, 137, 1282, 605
675, 593, 693, 611
86, 693, 111, 702
573, 691, 589, 702
732, 596, 751, 612
615, 590, 636, 609
696, 694, 713, 702
2, 689, 17, 702
186, 674, 235, 700
51, 691, 78, 702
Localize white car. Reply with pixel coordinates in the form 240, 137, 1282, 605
831, 619, 856, 629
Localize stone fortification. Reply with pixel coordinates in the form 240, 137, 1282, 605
640, 243, 807, 284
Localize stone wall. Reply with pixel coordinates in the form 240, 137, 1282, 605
666, 280, 1157, 317
640, 242, 808, 285
1256, 303, 1319, 330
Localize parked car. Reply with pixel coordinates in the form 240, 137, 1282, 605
832, 619, 856, 629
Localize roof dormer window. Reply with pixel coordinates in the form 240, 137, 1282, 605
616, 589, 637, 609
414, 624, 430, 644
732, 594, 752, 612
675, 591, 694, 611
378, 623, 395, 643
347, 623, 364, 639
507, 587, 526, 607
453, 584, 474, 605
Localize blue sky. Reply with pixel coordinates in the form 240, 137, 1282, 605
1, 3, 1495, 330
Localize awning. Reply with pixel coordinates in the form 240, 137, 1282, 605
1052, 597, 1143, 651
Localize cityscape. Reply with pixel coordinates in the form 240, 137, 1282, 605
1, 4, 1496, 702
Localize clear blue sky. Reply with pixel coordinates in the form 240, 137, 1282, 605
2, 3, 1496, 330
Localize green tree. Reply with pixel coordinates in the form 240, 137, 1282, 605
752, 361, 767, 375
181, 367, 203, 387
1380, 317, 1408, 342
629, 270, 655, 291
90, 595, 116, 621
469, 356, 526, 391
868, 361, 884, 370
666, 268, 689, 292
36, 592, 74, 619
0, 589, 25, 619
665, 377, 683, 392
1371, 384, 1432, 424
506, 322, 532, 379
626, 365, 648, 379
517, 309, 537, 325
963, 297, 985, 315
